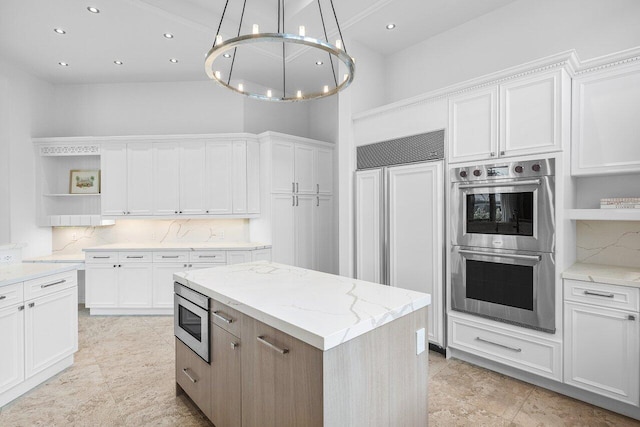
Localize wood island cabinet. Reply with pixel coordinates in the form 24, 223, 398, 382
211, 325, 242, 427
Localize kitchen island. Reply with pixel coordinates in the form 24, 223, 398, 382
173, 261, 430, 427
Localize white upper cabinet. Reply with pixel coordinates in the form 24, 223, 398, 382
449, 69, 568, 163
205, 142, 233, 214
102, 142, 153, 216
572, 61, 640, 176
271, 141, 295, 193
449, 86, 498, 163
153, 143, 181, 215
232, 141, 248, 214
270, 138, 333, 196
179, 142, 206, 215
246, 140, 260, 214
316, 148, 333, 195
294, 145, 315, 194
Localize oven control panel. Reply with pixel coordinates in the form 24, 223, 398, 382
451, 158, 554, 182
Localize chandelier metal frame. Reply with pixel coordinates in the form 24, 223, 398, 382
204, 0, 355, 102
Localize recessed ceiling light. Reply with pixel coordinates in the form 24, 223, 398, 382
54, 28, 66, 34
163, 33, 174, 39
114, 60, 123, 65
315, 61, 323, 66
169, 58, 178, 63
87, 6, 100, 13
58, 62, 69, 67
223, 53, 231, 58
386, 23, 396, 30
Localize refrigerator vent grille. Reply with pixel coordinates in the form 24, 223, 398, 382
356, 129, 445, 170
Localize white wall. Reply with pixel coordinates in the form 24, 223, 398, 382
386, 0, 640, 103
0, 60, 56, 257
0, 75, 9, 244
243, 98, 311, 138
308, 96, 338, 143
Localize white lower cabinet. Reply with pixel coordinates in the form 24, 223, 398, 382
564, 280, 640, 406
85, 264, 118, 307
118, 264, 153, 308
227, 251, 252, 265
152, 263, 186, 308
0, 304, 25, 394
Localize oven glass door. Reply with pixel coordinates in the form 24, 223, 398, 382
174, 294, 209, 362
466, 191, 534, 237
451, 246, 555, 333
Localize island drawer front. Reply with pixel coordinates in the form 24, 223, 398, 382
85, 252, 119, 263
153, 251, 189, 263
190, 251, 227, 264
450, 316, 562, 381
211, 300, 242, 337
564, 279, 639, 312
24, 270, 77, 300
118, 252, 152, 263
176, 338, 212, 419
0, 282, 24, 309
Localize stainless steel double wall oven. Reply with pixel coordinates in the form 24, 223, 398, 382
451, 159, 556, 333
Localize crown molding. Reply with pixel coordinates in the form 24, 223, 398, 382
574, 46, 640, 75
33, 133, 260, 145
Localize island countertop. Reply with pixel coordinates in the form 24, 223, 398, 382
174, 261, 431, 351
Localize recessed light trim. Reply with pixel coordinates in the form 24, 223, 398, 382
315, 61, 323, 65
54, 28, 66, 34
163, 33, 174, 39
386, 23, 396, 30
87, 6, 100, 13
58, 62, 69, 67
223, 53, 231, 58
114, 60, 123, 65
169, 58, 178, 63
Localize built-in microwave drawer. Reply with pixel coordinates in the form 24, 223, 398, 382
211, 300, 242, 337
190, 251, 226, 264
154, 251, 189, 263
175, 338, 212, 420
85, 252, 119, 263
0, 282, 24, 309
118, 252, 152, 263
24, 270, 77, 300
449, 315, 561, 381
564, 279, 639, 312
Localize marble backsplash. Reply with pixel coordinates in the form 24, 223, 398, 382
52, 219, 250, 254
576, 221, 640, 268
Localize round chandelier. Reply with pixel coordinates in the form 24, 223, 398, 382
205, 0, 355, 102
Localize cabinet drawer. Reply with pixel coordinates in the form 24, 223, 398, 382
118, 252, 152, 263
564, 279, 639, 312
449, 316, 561, 380
85, 252, 119, 263
153, 251, 189, 263
175, 338, 212, 419
0, 282, 24, 309
211, 300, 242, 337
24, 270, 77, 301
190, 251, 226, 263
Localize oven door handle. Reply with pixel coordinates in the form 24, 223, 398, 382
458, 249, 541, 262
457, 179, 541, 189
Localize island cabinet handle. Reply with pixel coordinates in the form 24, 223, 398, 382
257, 336, 289, 354
182, 368, 197, 383
212, 311, 234, 324
41, 279, 66, 289
92, 256, 110, 259
475, 337, 521, 352
584, 290, 615, 298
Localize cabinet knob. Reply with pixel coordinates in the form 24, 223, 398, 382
206, 210, 209, 214
500, 151, 505, 156
629, 315, 636, 321
28, 302, 35, 308
490, 152, 495, 157
18, 305, 24, 311
179, 211, 183, 214
113, 265, 117, 268
127, 211, 131, 215
188, 264, 192, 268
118, 265, 122, 268
183, 264, 187, 268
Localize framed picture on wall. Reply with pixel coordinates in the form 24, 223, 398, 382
69, 170, 101, 194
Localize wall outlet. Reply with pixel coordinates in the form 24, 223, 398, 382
219, 230, 225, 239
71, 232, 77, 241
151, 232, 156, 241
416, 328, 426, 355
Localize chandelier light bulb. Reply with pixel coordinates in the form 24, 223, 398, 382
343, 73, 349, 81
267, 90, 272, 97
253, 24, 259, 34
216, 35, 223, 45
299, 26, 306, 37
214, 71, 221, 79
238, 83, 244, 92
297, 90, 302, 98
336, 39, 343, 50
323, 85, 329, 94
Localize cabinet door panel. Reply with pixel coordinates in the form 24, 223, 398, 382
247, 140, 260, 214
315, 195, 334, 274
86, 264, 118, 307
316, 148, 333, 194
271, 194, 295, 265
0, 304, 24, 393
25, 287, 77, 378
127, 143, 154, 215
388, 162, 444, 346
206, 142, 233, 214
180, 142, 206, 215
118, 264, 153, 308
152, 263, 188, 308
448, 87, 498, 163
232, 141, 248, 214
271, 141, 295, 193
101, 143, 128, 216
227, 251, 252, 265
153, 143, 180, 215
294, 145, 315, 194
500, 71, 563, 157
294, 195, 315, 269
564, 302, 639, 406
355, 169, 382, 284
211, 325, 241, 427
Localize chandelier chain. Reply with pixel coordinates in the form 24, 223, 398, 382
329, 0, 347, 54
228, 0, 249, 85
317, 0, 338, 88
213, 0, 231, 48
281, 0, 286, 97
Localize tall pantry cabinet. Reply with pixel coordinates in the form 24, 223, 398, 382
254, 133, 335, 274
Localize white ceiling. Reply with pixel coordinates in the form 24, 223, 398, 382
0, 0, 516, 89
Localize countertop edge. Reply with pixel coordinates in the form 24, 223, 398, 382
562, 263, 640, 289
83, 244, 272, 251
0, 263, 81, 288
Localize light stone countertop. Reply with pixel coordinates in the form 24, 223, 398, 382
83, 242, 271, 251
25, 253, 85, 263
174, 261, 431, 351
563, 263, 640, 289
0, 263, 80, 288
